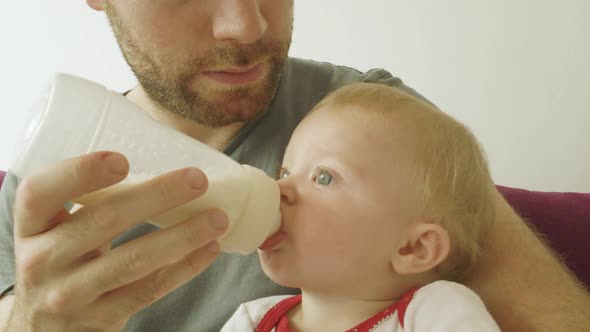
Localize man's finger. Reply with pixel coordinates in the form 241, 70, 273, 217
46, 167, 209, 263
61, 210, 227, 305
94, 242, 220, 318
14, 151, 129, 238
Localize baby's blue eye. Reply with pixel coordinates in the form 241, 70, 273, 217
315, 170, 333, 185
279, 168, 290, 179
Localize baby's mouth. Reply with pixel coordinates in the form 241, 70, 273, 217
258, 230, 286, 251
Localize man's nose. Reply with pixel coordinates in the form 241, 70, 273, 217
212, 0, 268, 44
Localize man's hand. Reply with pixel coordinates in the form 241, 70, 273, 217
6, 151, 228, 332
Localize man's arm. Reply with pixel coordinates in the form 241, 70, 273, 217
468, 189, 590, 331
0, 295, 14, 331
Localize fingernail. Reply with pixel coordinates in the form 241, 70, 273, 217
104, 153, 128, 175
206, 241, 220, 253
209, 210, 228, 230
184, 168, 207, 190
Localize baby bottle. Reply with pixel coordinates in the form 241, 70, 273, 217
10, 73, 281, 255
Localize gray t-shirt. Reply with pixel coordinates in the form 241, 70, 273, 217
0, 58, 424, 331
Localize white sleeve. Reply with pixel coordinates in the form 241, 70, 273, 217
220, 303, 257, 332
403, 280, 501, 332
220, 295, 292, 332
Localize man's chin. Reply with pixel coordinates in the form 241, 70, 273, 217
210, 98, 268, 123
190, 84, 273, 120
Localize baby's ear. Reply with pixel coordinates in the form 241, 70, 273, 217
86, 0, 105, 11
391, 223, 450, 275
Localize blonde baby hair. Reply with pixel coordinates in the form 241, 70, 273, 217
311, 83, 496, 282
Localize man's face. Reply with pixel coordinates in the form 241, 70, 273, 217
99, 0, 293, 127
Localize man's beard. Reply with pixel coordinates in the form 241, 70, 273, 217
105, 4, 291, 127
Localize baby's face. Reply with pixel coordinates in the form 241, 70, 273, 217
259, 104, 420, 298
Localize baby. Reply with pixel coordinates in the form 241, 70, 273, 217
222, 83, 500, 331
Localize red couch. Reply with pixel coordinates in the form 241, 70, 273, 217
0, 171, 588, 289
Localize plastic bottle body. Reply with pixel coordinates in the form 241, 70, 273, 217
10, 73, 281, 254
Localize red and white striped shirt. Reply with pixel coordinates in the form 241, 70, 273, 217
221, 281, 500, 332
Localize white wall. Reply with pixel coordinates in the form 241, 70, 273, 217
1, 1, 588, 192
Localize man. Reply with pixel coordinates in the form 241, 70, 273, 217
1, 1, 589, 331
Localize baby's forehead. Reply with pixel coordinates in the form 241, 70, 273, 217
311, 101, 427, 137
304, 106, 417, 156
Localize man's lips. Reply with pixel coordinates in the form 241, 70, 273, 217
258, 231, 286, 251
201, 63, 264, 86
